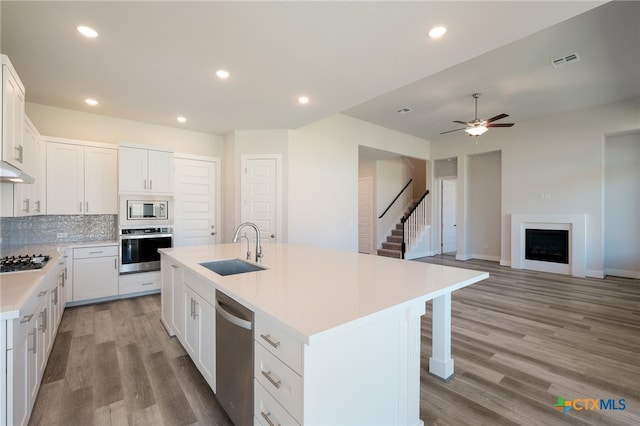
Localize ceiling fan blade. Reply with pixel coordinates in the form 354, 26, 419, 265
453, 120, 469, 125
486, 113, 509, 123
486, 123, 514, 128
440, 127, 467, 135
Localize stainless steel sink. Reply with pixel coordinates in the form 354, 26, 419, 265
199, 259, 266, 276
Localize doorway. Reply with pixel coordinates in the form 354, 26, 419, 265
441, 178, 457, 254
604, 131, 640, 279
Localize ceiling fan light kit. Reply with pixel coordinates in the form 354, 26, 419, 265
441, 92, 514, 137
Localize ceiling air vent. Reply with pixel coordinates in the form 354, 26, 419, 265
551, 52, 582, 68
396, 107, 414, 114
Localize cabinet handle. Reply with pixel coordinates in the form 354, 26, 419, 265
39, 308, 48, 332
38, 290, 48, 297
89, 251, 104, 254
193, 300, 198, 319
260, 411, 281, 426
150, 180, 153, 190
22, 198, 30, 213
144, 179, 147, 190
260, 334, 281, 349
29, 328, 37, 354
141, 282, 154, 286
261, 370, 282, 389
64, 267, 68, 280
20, 314, 34, 324
170, 264, 178, 269
190, 298, 195, 318
35, 200, 41, 213
86, 201, 89, 212
53, 287, 58, 305
79, 201, 83, 212
114, 258, 117, 269
15, 145, 23, 163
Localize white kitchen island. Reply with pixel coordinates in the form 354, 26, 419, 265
160, 243, 488, 425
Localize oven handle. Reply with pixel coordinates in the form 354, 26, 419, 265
120, 233, 173, 240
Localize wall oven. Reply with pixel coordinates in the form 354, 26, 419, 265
119, 227, 173, 274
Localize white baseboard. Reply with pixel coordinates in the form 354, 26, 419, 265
603, 268, 640, 279
500, 259, 511, 267
471, 254, 501, 262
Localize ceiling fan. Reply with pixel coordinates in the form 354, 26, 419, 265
441, 93, 514, 136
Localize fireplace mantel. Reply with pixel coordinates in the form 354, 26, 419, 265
511, 213, 586, 277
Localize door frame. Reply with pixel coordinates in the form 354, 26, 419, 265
434, 175, 458, 255
240, 154, 283, 243
358, 176, 374, 254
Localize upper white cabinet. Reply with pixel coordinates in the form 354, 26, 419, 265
119, 144, 174, 194
46, 138, 118, 215
1, 54, 26, 171
13, 116, 45, 216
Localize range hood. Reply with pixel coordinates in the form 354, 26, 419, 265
0, 161, 35, 183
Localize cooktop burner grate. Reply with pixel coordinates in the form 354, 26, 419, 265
0, 254, 51, 273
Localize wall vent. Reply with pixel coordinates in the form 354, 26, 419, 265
551, 52, 582, 68
396, 107, 414, 114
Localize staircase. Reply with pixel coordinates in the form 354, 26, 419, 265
377, 223, 404, 259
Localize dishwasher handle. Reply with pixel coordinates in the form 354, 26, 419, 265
216, 299, 253, 331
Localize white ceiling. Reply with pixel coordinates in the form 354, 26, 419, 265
2, 1, 637, 141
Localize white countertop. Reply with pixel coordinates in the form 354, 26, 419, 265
161, 244, 489, 344
0, 240, 118, 320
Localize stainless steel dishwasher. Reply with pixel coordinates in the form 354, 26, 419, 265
215, 290, 254, 426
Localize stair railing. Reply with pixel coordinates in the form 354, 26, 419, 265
401, 190, 430, 259
378, 179, 414, 252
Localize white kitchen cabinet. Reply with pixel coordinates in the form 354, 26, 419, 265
119, 144, 174, 194
46, 138, 117, 215
13, 117, 44, 216
182, 271, 216, 391
119, 270, 160, 296
1, 54, 26, 172
2, 258, 64, 426
72, 245, 119, 301
160, 257, 183, 337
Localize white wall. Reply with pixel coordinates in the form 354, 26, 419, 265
289, 114, 428, 251
431, 97, 640, 277
26, 103, 224, 156
468, 151, 501, 261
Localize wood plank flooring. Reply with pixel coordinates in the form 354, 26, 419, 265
29, 257, 639, 425
416, 255, 640, 426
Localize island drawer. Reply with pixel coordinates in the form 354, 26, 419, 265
254, 379, 300, 426
255, 343, 302, 421
255, 315, 302, 375
118, 271, 160, 295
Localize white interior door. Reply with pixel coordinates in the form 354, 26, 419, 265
174, 156, 219, 247
441, 178, 457, 254
242, 156, 280, 245
358, 177, 373, 254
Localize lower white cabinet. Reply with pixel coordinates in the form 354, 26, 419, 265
119, 271, 160, 296
2, 258, 65, 426
183, 273, 216, 391
72, 245, 118, 301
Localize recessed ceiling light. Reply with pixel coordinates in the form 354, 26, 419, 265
428, 25, 447, 39
298, 96, 310, 105
84, 98, 98, 106
77, 25, 98, 38
215, 70, 230, 79
177, 116, 187, 123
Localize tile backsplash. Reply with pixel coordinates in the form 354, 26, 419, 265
0, 215, 117, 247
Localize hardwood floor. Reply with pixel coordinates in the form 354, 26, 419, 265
416, 255, 640, 426
29, 257, 639, 425
29, 295, 232, 426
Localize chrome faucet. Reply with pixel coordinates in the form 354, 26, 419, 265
232, 222, 263, 262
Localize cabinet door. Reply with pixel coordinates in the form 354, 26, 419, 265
13, 118, 37, 216
46, 142, 84, 214
183, 286, 198, 358
196, 295, 216, 391
171, 266, 185, 341
147, 150, 174, 194
2, 62, 25, 170
118, 146, 148, 193
84, 146, 118, 214
73, 256, 118, 301
10, 315, 29, 426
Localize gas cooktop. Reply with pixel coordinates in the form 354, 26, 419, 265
0, 254, 51, 273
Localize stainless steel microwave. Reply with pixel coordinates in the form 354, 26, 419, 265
119, 195, 173, 226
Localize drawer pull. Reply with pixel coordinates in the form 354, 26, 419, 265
260, 411, 280, 426
89, 251, 104, 254
38, 290, 48, 297
261, 370, 281, 389
141, 282, 154, 286
260, 334, 281, 349
20, 314, 34, 324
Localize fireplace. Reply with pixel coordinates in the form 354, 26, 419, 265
525, 229, 569, 264
511, 213, 586, 277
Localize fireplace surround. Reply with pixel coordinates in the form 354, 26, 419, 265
511, 213, 586, 277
